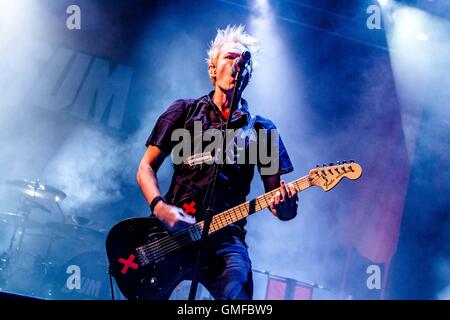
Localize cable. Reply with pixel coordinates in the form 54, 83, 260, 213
108, 265, 115, 300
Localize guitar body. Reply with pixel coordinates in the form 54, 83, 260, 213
106, 217, 198, 300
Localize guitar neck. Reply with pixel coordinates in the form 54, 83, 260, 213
192, 175, 312, 238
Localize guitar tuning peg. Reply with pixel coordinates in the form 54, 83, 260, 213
322, 163, 327, 167
336, 161, 341, 165
316, 164, 320, 168
350, 159, 355, 163
342, 160, 347, 164
329, 162, 334, 166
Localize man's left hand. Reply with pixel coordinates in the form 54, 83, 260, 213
269, 180, 299, 221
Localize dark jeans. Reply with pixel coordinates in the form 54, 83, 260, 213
196, 234, 253, 300
199, 251, 253, 300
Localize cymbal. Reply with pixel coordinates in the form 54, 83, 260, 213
4, 179, 66, 202
45, 222, 106, 241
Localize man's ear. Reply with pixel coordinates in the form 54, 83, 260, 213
208, 64, 216, 77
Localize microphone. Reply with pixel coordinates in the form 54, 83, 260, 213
231, 51, 251, 77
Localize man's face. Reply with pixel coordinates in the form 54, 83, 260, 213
209, 42, 248, 93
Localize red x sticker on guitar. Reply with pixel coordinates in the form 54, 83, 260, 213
183, 200, 197, 215
118, 254, 139, 275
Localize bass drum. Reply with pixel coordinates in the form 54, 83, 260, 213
46, 251, 111, 300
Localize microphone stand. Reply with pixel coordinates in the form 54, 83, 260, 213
188, 63, 248, 300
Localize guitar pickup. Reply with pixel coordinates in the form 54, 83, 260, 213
136, 246, 150, 266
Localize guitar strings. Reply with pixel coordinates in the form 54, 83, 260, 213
138, 189, 280, 255
139, 176, 317, 263
138, 183, 298, 256
142, 167, 353, 263
138, 205, 242, 253
139, 176, 316, 262
139, 177, 318, 264
142, 178, 320, 264
139, 165, 347, 260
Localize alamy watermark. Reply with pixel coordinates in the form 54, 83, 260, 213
170, 121, 280, 176
366, 264, 382, 290
66, 264, 81, 290
66, 5, 81, 30
366, 4, 382, 30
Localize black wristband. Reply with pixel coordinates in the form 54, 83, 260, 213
150, 195, 166, 213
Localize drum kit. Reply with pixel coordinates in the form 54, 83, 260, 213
0, 179, 111, 299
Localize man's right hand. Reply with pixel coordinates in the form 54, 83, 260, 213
153, 201, 196, 232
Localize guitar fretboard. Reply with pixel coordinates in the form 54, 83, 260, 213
188, 175, 312, 240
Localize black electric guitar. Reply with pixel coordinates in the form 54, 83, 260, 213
106, 161, 362, 299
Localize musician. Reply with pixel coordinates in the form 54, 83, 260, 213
137, 25, 299, 300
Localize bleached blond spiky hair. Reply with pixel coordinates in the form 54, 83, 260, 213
206, 25, 260, 86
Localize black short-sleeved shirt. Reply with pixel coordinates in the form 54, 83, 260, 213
146, 92, 294, 246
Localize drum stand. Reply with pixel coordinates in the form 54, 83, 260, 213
0, 196, 56, 296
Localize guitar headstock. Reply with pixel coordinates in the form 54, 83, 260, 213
309, 160, 362, 192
